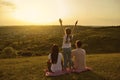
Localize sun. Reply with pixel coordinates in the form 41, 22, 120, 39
12, 7, 68, 25
12, 8, 43, 24
14, 10, 35, 22
10, 0, 70, 25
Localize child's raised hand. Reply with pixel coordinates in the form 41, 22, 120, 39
75, 20, 78, 26
59, 18, 62, 26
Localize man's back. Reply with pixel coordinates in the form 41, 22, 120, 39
72, 48, 86, 70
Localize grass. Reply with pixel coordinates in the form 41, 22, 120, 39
0, 53, 120, 80
0, 26, 120, 55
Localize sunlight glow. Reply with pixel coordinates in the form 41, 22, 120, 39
1, 0, 120, 26
13, 8, 39, 23
10, 0, 69, 25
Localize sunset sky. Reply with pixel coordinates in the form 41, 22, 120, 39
0, 0, 120, 26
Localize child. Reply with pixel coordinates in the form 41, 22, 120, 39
47, 44, 63, 72
59, 19, 78, 70
71, 40, 91, 72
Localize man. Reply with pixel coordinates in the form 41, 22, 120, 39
71, 40, 91, 72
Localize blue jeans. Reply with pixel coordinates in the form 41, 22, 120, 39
63, 48, 72, 69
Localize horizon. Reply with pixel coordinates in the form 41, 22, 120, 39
0, 24, 120, 27
0, 0, 120, 26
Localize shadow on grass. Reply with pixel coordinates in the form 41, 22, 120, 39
45, 71, 105, 80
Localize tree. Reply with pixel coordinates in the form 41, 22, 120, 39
0, 47, 17, 58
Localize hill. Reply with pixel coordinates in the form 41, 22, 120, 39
0, 26, 120, 56
0, 53, 120, 80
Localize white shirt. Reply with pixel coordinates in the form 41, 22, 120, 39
62, 35, 72, 48
48, 53, 63, 72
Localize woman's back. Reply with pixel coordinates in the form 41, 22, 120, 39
48, 53, 63, 72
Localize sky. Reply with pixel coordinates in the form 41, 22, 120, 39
0, 0, 120, 26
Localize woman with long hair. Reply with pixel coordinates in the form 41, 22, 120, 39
47, 44, 63, 72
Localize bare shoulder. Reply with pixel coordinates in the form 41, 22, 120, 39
48, 54, 51, 59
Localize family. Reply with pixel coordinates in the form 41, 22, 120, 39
45, 19, 91, 76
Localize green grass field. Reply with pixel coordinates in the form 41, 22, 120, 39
0, 26, 120, 80
0, 53, 120, 80
0, 26, 120, 56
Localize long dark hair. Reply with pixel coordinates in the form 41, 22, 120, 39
51, 44, 59, 64
65, 28, 72, 43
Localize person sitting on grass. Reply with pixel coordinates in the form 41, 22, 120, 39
47, 44, 63, 72
71, 40, 91, 72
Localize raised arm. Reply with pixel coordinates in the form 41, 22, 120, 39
75, 20, 78, 27
59, 18, 64, 33
72, 20, 78, 34
59, 18, 62, 26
